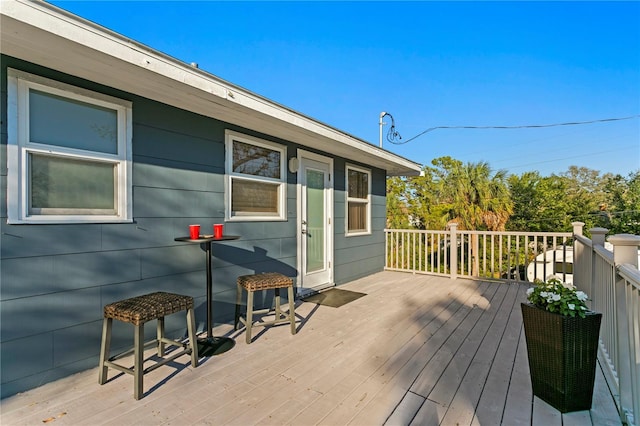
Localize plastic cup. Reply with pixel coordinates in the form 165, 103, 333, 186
189, 224, 200, 239
213, 224, 224, 239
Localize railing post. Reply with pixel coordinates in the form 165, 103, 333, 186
609, 233, 640, 424
589, 227, 609, 309
610, 234, 640, 269
572, 221, 585, 237
591, 227, 608, 247
449, 223, 458, 280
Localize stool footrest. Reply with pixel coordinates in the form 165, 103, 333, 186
238, 313, 293, 329
104, 346, 192, 377
108, 338, 189, 362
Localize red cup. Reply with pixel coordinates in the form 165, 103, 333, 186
189, 224, 200, 239
213, 224, 224, 239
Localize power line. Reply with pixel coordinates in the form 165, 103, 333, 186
499, 145, 639, 171
393, 114, 640, 145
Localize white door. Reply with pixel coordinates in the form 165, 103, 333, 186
298, 152, 333, 295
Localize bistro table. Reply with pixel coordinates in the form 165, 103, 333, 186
175, 234, 240, 356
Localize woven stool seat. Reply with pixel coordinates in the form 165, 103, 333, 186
235, 273, 296, 344
237, 272, 293, 292
104, 292, 193, 326
99, 291, 198, 400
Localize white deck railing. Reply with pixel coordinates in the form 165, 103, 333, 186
385, 223, 639, 425
385, 224, 573, 282
574, 228, 640, 426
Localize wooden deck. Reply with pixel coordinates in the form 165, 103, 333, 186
0, 271, 621, 425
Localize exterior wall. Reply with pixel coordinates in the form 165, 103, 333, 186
333, 165, 387, 284
0, 55, 386, 398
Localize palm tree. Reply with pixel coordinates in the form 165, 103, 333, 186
442, 161, 513, 275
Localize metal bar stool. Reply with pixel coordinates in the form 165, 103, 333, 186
234, 272, 296, 344
98, 291, 198, 400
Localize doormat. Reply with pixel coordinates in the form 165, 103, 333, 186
302, 288, 367, 308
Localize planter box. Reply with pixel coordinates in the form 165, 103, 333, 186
521, 303, 602, 413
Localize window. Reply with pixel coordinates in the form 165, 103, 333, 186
7, 69, 132, 223
346, 165, 371, 235
225, 131, 286, 221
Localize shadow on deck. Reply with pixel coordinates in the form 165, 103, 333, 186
0, 271, 621, 425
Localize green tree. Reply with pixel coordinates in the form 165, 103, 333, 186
507, 171, 543, 231
439, 160, 513, 231
507, 173, 573, 232
386, 176, 411, 229
605, 171, 640, 234
422, 158, 513, 275
559, 166, 611, 231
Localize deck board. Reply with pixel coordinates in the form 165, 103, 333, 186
0, 271, 621, 426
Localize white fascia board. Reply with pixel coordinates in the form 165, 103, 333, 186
1, 0, 422, 176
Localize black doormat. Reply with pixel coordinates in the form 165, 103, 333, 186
302, 288, 367, 308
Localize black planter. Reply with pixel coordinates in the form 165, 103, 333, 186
521, 303, 602, 413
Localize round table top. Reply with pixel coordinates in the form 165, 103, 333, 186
175, 235, 240, 243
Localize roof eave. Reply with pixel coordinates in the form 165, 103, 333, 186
0, 0, 422, 176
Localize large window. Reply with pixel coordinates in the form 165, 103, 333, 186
7, 69, 132, 223
225, 131, 286, 221
346, 165, 371, 235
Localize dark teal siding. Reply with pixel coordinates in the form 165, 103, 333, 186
334, 165, 387, 284
0, 55, 389, 398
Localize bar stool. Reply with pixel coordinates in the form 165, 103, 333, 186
234, 272, 296, 344
98, 291, 198, 400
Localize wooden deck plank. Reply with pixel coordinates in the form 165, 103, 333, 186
314, 278, 475, 425
409, 282, 497, 397
384, 391, 425, 426
472, 283, 528, 425
591, 361, 624, 426
501, 323, 534, 425
0, 272, 622, 426
355, 280, 486, 411
532, 397, 562, 425
426, 283, 509, 407
440, 283, 521, 425
408, 399, 448, 426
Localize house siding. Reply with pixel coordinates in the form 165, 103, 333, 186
0, 55, 387, 398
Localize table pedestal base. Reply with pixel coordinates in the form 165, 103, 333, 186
197, 336, 235, 357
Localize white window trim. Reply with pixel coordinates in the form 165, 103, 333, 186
345, 164, 372, 236
224, 130, 287, 221
7, 68, 133, 224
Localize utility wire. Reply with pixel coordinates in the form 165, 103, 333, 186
393, 114, 640, 145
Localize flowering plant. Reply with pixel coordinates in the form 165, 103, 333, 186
526, 277, 590, 318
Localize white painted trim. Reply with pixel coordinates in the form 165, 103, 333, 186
224, 130, 287, 221
345, 163, 372, 236
6, 68, 133, 224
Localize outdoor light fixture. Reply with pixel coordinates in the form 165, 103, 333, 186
288, 157, 299, 173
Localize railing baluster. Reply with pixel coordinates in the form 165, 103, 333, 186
385, 229, 582, 284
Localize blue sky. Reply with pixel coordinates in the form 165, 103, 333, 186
51, 1, 640, 177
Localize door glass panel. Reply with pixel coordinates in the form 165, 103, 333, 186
306, 169, 325, 273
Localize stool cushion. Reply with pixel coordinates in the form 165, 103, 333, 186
237, 272, 293, 291
104, 292, 194, 326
